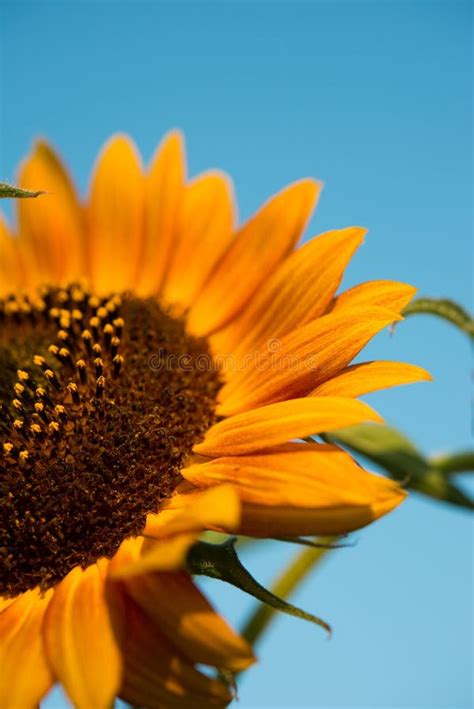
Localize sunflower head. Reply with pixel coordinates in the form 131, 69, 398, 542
0, 132, 430, 709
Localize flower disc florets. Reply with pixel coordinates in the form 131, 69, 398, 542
0, 285, 220, 596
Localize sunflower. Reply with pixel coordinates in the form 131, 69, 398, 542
0, 132, 430, 708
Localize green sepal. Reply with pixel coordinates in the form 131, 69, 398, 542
187, 537, 331, 635
327, 424, 473, 510
0, 182, 44, 199
403, 297, 474, 338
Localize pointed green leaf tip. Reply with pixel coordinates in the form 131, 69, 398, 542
187, 537, 331, 636
0, 182, 44, 199
240, 542, 335, 649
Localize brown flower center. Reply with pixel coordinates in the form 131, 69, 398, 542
0, 286, 220, 597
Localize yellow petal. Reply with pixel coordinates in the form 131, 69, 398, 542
0, 588, 54, 709
218, 306, 402, 415
108, 536, 144, 573
311, 360, 432, 397
0, 215, 26, 295
184, 442, 407, 536
16, 141, 84, 287
137, 130, 186, 295
117, 591, 231, 708
116, 534, 199, 578
240, 494, 404, 537
86, 134, 144, 293
194, 396, 382, 457
186, 179, 321, 336
162, 170, 235, 308
332, 279, 416, 313
112, 485, 240, 578
213, 226, 365, 358
148, 483, 241, 537
124, 570, 254, 672
0, 595, 16, 613
43, 561, 122, 709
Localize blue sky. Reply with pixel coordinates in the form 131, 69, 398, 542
1, 1, 472, 707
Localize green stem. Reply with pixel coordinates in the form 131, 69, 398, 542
403, 298, 474, 338
430, 451, 474, 475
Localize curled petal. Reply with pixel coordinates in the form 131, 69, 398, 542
184, 442, 407, 536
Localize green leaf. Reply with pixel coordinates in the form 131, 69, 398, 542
187, 537, 331, 636
0, 182, 44, 199
403, 297, 474, 338
327, 424, 428, 480
327, 424, 473, 510
240, 542, 335, 648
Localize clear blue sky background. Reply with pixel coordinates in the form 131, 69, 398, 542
1, 1, 472, 707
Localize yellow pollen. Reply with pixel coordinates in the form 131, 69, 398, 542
14, 383, 25, 397
94, 358, 104, 377
113, 317, 124, 333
